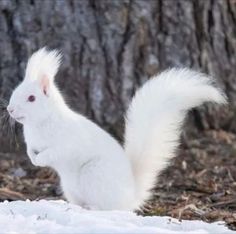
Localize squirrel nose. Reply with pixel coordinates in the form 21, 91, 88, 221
7, 106, 14, 114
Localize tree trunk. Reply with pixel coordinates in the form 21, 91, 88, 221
0, 0, 235, 152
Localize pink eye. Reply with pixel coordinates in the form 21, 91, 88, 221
28, 95, 36, 102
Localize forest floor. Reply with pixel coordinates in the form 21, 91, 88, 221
0, 129, 236, 230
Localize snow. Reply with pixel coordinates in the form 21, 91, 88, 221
0, 200, 233, 234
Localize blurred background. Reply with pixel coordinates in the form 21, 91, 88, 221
0, 0, 236, 229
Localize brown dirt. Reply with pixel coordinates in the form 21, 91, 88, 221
141, 130, 236, 231
0, 129, 236, 230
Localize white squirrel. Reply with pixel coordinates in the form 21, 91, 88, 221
7, 48, 226, 210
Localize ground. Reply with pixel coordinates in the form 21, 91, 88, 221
0, 200, 233, 233
0, 130, 236, 231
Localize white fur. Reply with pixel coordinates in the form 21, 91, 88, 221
8, 48, 226, 210
25, 47, 62, 81
124, 68, 226, 205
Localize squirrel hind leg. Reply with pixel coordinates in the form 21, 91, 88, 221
64, 191, 98, 210
80, 203, 98, 210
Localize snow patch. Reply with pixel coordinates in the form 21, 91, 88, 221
0, 200, 233, 234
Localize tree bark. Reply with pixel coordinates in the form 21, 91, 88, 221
0, 0, 235, 151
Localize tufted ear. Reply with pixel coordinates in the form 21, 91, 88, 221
40, 74, 50, 96
25, 47, 62, 82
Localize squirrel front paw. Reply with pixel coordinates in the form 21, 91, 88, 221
34, 149, 52, 167
27, 148, 51, 167
27, 148, 38, 166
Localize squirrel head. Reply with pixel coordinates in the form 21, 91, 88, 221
8, 47, 62, 125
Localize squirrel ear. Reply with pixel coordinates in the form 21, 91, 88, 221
40, 75, 50, 96
25, 48, 62, 82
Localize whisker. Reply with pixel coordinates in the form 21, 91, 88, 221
0, 98, 18, 148
0, 97, 21, 149
0, 98, 8, 106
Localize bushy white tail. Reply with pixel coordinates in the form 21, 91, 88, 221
124, 68, 226, 206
